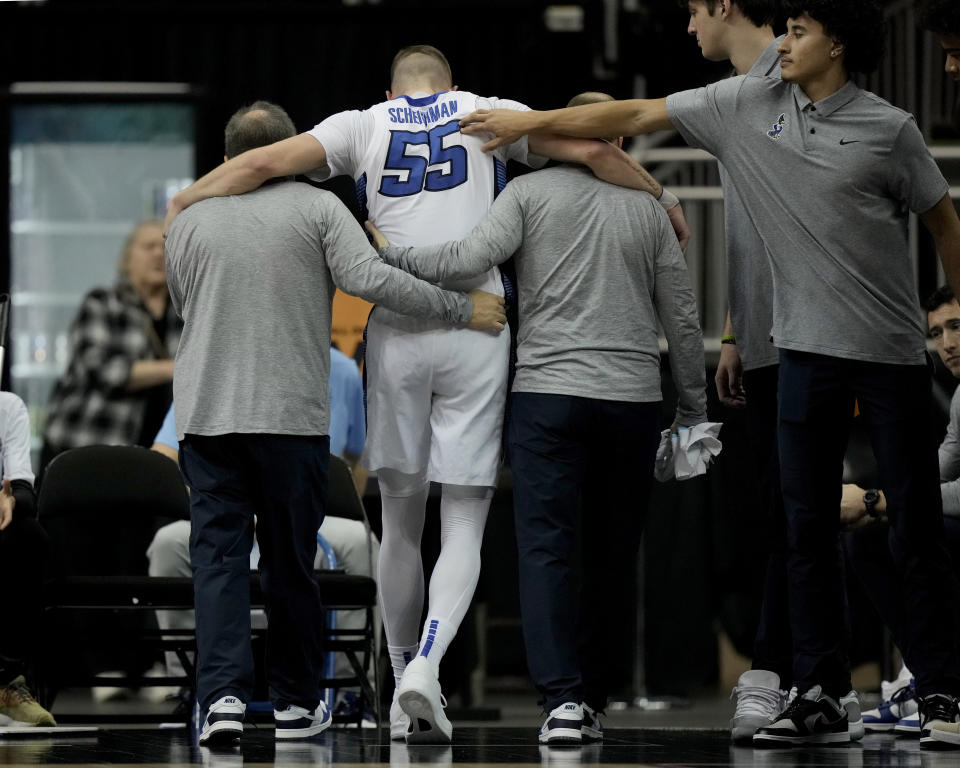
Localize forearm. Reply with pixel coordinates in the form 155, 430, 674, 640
379, 192, 522, 281
924, 195, 960, 298
530, 99, 671, 139
529, 135, 661, 197
657, 262, 707, 425
336, 253, 472, 325
170, 151, 273, 217
126, 359, 174, 391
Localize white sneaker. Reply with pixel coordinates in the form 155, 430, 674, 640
539, 702, 583, 745
581, 703, 603, 742
729, 670, 783, 742
274, 701, 331, 740
397, 657, 452, 744
198, 696, 245, 745
390, 690, 411, 741
840, 690, 864, 741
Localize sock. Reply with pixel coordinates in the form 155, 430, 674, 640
417, 617, 457, 676
388, 644, 420, 690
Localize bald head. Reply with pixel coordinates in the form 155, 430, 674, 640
224, 100, 296, 159
390, 45, 453, 95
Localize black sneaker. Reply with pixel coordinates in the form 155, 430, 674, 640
753, 686, 849, 746
919, 693, 960, 749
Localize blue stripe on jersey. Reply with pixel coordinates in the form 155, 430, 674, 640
493, 158, 507, 199
356, 172, 369, 220
419, 619, 439, 657
398, 92, 447, 107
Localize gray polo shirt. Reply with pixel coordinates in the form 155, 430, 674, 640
165, 181, 471, 440
720, 37, 781, 371
667, 77, 949, 365
380, 165, 707, 426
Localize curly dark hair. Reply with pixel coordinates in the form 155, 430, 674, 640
675, 0, 783, 29
781, 0, 886, 74
918, 0, 960, 36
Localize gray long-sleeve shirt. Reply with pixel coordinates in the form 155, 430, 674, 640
940, 387, 960, 516
165, 181, 472, 439
380, 165, 707, 425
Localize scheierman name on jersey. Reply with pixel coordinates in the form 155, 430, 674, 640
388, 101, 459, 126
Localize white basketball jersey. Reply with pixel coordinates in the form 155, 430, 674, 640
307, 91, 542, 296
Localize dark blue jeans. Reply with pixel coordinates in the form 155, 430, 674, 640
509, 392, 661, 712
180, 433, 329, 714
778, 350, 960, 698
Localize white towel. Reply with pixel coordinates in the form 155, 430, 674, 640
654, 422, 723, 482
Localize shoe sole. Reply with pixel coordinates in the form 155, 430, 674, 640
199, 721, 243, 745
539, 727, 582, 745
925, 730, 960, 748
399, 689, 452, 745
922, 734, 960, 750
863, 722, 898, 732
275, 723, 330, 740
753, 732, 850, 747
894, 724, 921, 735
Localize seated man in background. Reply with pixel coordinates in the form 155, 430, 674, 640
841, 285, 960, 740
0, 391, 55, 727
147, 343, 380, 721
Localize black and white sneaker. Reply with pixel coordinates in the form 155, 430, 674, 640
753, 686, 849, 746
581, 703, 603, 742
539, 702, 583, 745
919, 693, 960, 749
198, 696, 246, 745
274, 701, 332, 740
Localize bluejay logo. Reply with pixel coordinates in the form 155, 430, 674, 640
767, 113, 786, 140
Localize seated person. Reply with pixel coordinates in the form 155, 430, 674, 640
842, 285, 960, 735
147, 346, 379, 718
0, 391, 55, 726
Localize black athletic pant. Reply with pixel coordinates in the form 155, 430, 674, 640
180, 433, 329, 715
778, 350, 960, 699
509, 392, 660, 712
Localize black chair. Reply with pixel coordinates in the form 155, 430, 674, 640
36, 445, 193, 709
319, 455, 380, 727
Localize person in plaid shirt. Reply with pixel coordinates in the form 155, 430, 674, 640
40, 220, 182, 471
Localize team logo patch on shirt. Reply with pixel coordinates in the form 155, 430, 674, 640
767, 113, 786, 140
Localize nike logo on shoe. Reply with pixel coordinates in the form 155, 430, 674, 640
839, 139, 860, 145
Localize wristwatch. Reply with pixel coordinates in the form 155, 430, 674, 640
863, 488, 881, 518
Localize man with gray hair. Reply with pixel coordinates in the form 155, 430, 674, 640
367, 90, 708, 744
164, 100, 505, 745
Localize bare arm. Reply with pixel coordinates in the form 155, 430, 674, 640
461, 98, 672, 151
715, 312, 745, 408
528, 134, 662, 197
126, 359, 175, 392
921, 194, 960, 300
164, 134, 329, 233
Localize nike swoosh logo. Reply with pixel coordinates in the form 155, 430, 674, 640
839, 139, 860, 145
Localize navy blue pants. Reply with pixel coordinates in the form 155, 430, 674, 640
742, 364, 794, 685
180, 433, 329, 715
509, 392, 661, 712
778, 350, 960, 698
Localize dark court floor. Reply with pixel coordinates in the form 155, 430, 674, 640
1, 725, 957, 768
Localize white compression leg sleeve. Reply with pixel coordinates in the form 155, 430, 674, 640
378, 468, 430, 687
417, 484, 493, 675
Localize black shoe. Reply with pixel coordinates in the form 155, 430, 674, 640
919, 693, 960, 749
753, 686, 850, 746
